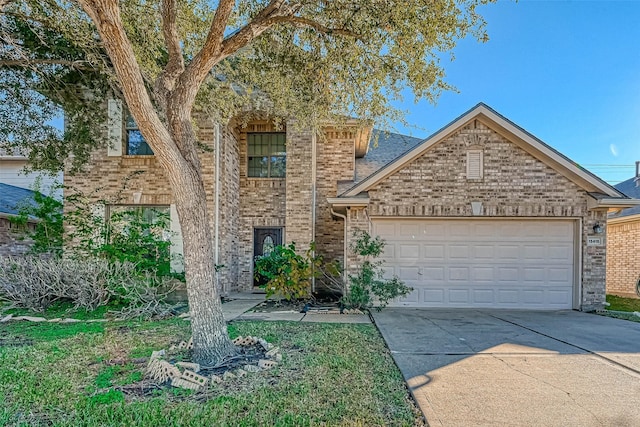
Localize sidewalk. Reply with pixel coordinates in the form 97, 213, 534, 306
222, 294, 371, 324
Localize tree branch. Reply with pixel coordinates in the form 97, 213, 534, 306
76, 0, 184, 168
158, 0, 183, 91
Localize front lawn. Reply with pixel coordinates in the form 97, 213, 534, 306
0, 317, 422, 426
606, 295, 640, 312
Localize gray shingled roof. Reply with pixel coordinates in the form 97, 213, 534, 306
0, 183, 38, 216
355, 130, 424, 183
610, 177, 640, 219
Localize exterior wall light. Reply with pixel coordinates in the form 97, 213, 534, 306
593, 222, 604, 234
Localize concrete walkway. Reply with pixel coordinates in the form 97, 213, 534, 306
221, 294, 371, 323
372, 309, 640, 427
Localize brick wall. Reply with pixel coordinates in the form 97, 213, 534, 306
0, 218, 34, 256
314, 129, 355, 264
345, 120, 607, 310
237, 121, 287, 290
284, 128, 314, 253
607, 218, 640, 298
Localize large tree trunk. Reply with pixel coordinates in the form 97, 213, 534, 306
169, 161, 237, 366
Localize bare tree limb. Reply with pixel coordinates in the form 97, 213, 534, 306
158, 0, 183, 92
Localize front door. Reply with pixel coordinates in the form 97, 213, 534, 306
253, 228, 283, 287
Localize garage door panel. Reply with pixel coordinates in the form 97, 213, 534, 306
449, 267, 470, 281
497, 245, 519, 260
449, 245, 470, 259
423, 289, 444, 303
548, 245, 572, 261
472, 289, 494, 304
399, 244, 420, 258
449, 289, 470, 303
374, 219, 575, 309
422, 266, 445, 281
497, 289, 519, 304
549, 268, 570, 282
472, 266, 494, 281
523, 268, 546, 282
549, 290, 571, 304
424, 244, 445, 260
473, 245, 495, 259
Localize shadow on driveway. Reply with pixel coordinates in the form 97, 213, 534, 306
372, 309, 640, 427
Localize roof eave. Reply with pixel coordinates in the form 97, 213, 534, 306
608, 212, 640, 224
587, 196, 640, 211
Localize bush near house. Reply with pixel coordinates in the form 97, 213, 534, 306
254, 232, 411, 310
1, 193, 177, 318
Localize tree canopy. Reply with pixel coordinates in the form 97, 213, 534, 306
0, 0, 493, 365
1, 0, 490, 172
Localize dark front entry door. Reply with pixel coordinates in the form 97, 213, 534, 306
253, 228, 283, 287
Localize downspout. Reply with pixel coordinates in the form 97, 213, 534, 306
311, 133, 317, 292
330, 208, 348, 284
214, 122, 222, 294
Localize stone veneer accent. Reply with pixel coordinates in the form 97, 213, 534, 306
607, 218, 640, 298
345, 120, 608, 310
0, 218, 35, 256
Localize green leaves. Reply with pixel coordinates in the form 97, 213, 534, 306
342, 230, 412, 311
254, 242, 312, 301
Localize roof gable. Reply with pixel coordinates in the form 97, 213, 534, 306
340, 103, 625, 199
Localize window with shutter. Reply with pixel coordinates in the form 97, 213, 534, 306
466, 150, 483, 180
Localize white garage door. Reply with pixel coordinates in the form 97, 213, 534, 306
373, 219, 575, 309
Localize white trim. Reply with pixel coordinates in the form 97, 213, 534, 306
107, 99, 123, 157
587, 197, 640, 210
342, 104, 625, 198
327, 197, 369, 207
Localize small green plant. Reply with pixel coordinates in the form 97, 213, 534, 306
254, 242, 313, 300
9, 179, 63, 257
341, 230, 412, 311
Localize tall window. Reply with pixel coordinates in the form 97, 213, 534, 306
247, 133, 286, 177
126, 114, 154, 155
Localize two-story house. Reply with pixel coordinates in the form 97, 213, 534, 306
65, 102, 637, 310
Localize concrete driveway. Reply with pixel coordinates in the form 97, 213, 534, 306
371, 309, 640, 427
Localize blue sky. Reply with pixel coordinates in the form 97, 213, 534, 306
393, 0, 640, 184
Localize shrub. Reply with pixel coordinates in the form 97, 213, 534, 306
254, 242, 313, 300
341, 230, 412, 311
0, 256, 176, 317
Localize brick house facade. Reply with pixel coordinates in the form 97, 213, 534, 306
65, 102, 635, 310
606, 166, 640, 298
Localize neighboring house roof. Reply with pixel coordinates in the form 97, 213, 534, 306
339, 103, 629, 201
609, 177, 640, 220
0, 183, 38, 218
355, 130, 424, 183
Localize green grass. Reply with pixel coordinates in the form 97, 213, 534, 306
2, 300, 124, 320
0, 318, 421, 426
606, 295, 640, 312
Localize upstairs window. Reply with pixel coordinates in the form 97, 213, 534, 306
247, 133, 286, 178
126, 115, 153, 155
